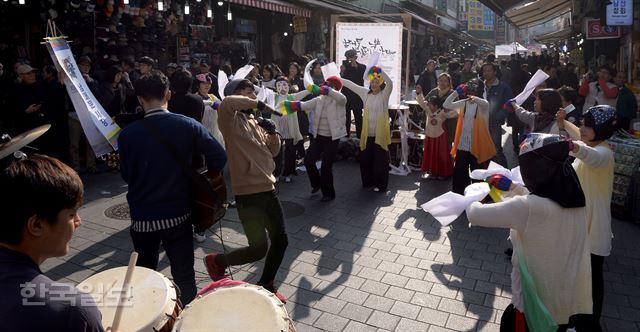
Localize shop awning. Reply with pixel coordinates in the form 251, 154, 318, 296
476, 0, 523, 16
504, 0, 571, 28
534, 27, 573, 43
228, 0, 312, 18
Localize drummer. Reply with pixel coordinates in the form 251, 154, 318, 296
0, 154, 105, 331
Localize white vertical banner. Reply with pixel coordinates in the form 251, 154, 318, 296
45, 37, 120, 156
336, 22, 403, 105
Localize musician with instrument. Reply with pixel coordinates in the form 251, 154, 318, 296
118, 71, 227, 305
204, 78, 289, 304
0, 154, 104, 331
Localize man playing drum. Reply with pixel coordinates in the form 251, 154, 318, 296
0, 154, 104, 331
118, 71, 227, 305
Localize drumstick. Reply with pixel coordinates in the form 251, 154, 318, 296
111, 252, 138, 331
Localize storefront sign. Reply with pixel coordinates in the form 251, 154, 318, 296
293, 16, 307, 33
584, 18, 621, 39
336, 22, 403, 105
606, 0, 633, 26
45, 37, 120, 156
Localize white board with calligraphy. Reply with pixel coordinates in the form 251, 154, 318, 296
336, 22, 403, 106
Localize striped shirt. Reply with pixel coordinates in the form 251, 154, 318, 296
131, 212, 191, 232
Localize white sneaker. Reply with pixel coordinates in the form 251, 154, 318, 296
373, 187, 380, 192
194, 232, 206, 243
284, 176, 292, 183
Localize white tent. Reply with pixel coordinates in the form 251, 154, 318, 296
495, 42, 528, 57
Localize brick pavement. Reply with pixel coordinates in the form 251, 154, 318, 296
44, 156, 640, 331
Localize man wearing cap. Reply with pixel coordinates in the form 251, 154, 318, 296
204, 78, 288, 303
340, 49, 366, 138
416, 59, 438, 97
165, 63, 178, 79
67, 56, 100, 173
8, 64, 59, 156
137, 56, 155, 78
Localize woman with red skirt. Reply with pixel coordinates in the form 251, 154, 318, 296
416, 73, 457, 179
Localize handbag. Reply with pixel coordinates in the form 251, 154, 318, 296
141, 116, 227, 233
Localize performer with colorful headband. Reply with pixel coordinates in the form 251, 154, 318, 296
271, 76, 310, 183
558, 105, 616, 330
281, 75, 347, 201
467, 133, 592, 331
443, 79, 495, 194
340, 66, 393, 192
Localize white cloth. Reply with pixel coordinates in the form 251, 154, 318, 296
341, 70, 393, 136
262, 79, 276, 90
300, 89, 347, 140
442, 91, 489, 151
273, 90, 309, 142
571, 141, 614, 256
467, 194, 593, 324
582, 81, 617, 114
514, 69, 549, 105
201, 97, 225, 148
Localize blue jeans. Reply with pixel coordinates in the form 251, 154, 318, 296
489, 124, 508, 168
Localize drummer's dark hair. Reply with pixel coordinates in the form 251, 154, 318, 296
0, 155, 83, 245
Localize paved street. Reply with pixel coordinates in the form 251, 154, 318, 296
43, 145, 640, 332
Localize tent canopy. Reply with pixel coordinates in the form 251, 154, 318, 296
504, 0, 571, 28
495, 42, 527, 56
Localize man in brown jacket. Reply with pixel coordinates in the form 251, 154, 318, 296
204, 79, 288, 303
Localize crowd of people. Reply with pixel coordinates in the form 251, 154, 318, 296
0, 46, 636, 331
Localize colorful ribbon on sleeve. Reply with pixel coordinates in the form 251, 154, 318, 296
306, 84, 320, 95
281, 101, 302, 115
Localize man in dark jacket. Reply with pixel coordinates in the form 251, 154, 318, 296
340, 49, 366, 138
416, 59, 437, 97
119, 71, 226, 305
169, 69, 205, 122
482, 63, 513, 167
10, 65, 60, 156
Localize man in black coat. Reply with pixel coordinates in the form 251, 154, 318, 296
416, 59, 437, 97
169, 69, 205, 122
340, 49, 366, 138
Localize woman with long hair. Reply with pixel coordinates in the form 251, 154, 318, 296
287, 62, 304, 92
262, 64, 277, 90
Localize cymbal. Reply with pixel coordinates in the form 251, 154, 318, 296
0, 125, 51, 159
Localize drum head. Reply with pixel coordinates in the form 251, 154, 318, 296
78, 266, 177, 332
173, 284, 292, 332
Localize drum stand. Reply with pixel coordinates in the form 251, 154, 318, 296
389, 107, 411, 176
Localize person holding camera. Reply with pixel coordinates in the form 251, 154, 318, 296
204, 79, 289, 304
341, 49, 366, 138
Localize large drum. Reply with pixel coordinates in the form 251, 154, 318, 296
173, 280, 295, 332
404, 100, 425, 131
388, 104, 409, 130
77, 267, 181, 332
